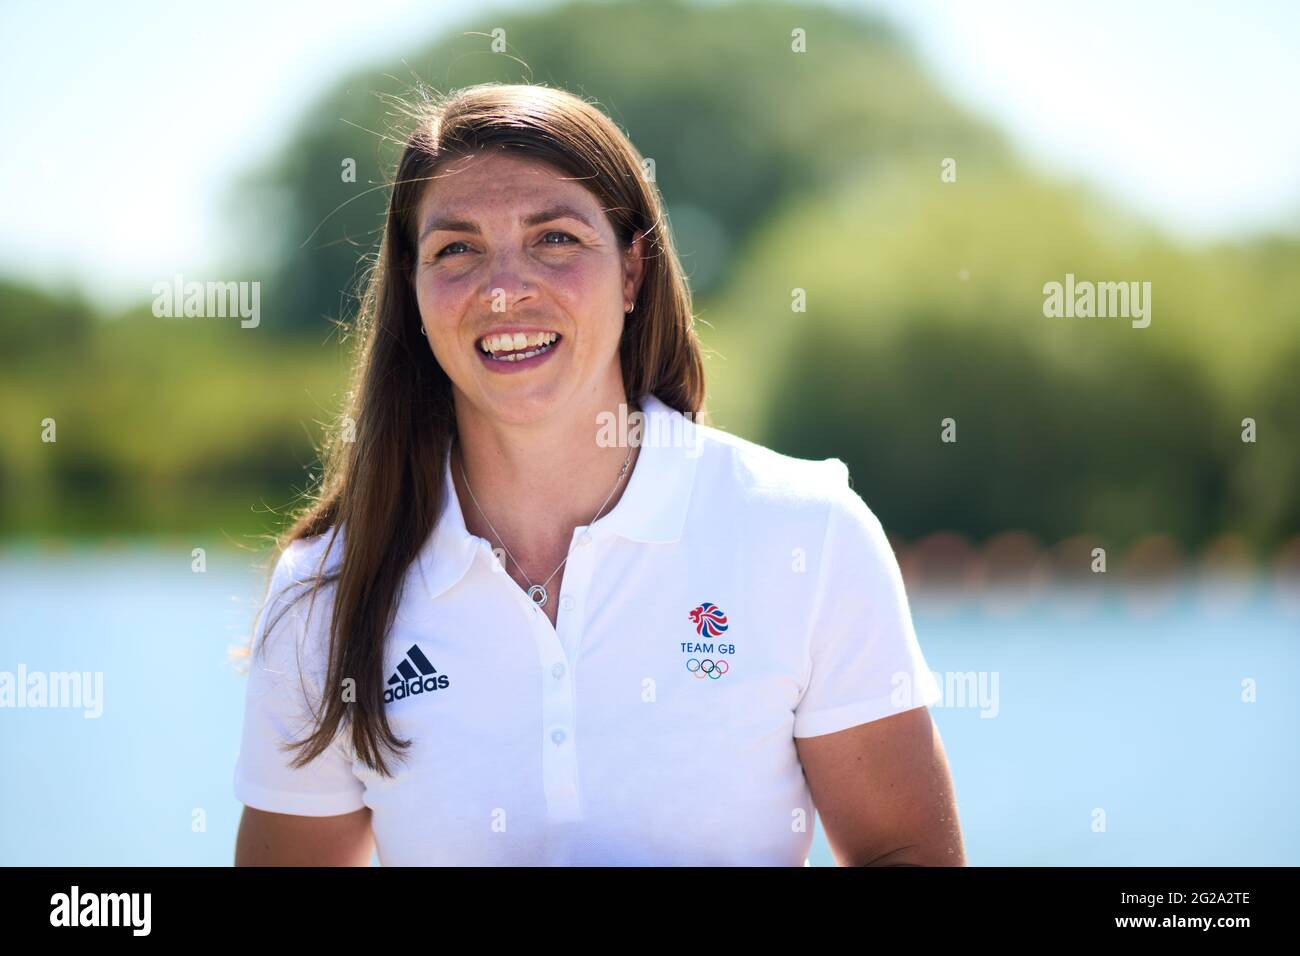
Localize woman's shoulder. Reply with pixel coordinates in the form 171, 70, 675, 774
248, 528, 347, 670
696, 418, 857, 502
690, 419, 856, 514
689, 423, 899, 584
261, 526, 347, 622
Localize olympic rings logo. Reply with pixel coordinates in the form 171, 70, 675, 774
686, 658, 729, 680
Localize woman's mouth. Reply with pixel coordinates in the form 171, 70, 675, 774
476, 330, 562, 371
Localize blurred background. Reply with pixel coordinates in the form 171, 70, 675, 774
1, 0, 1297, 865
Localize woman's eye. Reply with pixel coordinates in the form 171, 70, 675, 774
432, 232, 574, 261
434, 241, 469, 259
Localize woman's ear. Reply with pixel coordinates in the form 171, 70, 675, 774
623, 230, 647, 308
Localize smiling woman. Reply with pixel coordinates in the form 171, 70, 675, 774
232, 81, 964, 867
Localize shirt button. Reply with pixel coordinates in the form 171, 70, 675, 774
551, 662, 566, 679
579, 532, 592, 546
551, 728, 567, 746
560, 595, 575, 612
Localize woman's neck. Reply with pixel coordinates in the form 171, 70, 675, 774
449, 388, 643, 572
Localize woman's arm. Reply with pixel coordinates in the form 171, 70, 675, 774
794, 706, 966, 866
234, 806, 375, 866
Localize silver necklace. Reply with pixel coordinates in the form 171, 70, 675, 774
456, 441, 635, 608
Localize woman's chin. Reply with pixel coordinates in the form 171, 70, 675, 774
469, 377, 572, 427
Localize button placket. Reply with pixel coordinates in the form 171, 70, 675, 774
489, 525, 595, 825
544, 554, 576, 823
541, 683, 581, 821
555, 526, 597, 664
482, 544, 576, 823
528, 603, 577, 821
541, 526, 601, 822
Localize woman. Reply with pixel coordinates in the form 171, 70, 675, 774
233, 82, 965, 866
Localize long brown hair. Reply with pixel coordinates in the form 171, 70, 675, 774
255, 82, 707, 777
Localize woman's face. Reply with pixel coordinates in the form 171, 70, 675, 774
412, 149, 644, 427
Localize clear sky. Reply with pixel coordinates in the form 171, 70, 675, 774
1, 0, 1296, 310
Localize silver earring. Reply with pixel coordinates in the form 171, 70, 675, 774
419, 324, 427, 336
624, 303, 633, 313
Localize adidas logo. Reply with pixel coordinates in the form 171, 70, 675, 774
383, 644, 450, 703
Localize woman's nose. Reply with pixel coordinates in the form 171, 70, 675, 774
480, 258, 538, 312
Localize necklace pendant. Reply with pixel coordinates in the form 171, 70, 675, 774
527, 584, 548, 607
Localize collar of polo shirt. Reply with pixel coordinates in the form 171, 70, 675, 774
417, 392, 699, 603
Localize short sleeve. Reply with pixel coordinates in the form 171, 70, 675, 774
232, 540, 367, 815
792, 467, 942, 738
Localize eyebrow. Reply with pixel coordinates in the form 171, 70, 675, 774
418, 204, 599, 246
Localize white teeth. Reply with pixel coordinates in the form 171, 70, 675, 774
498, 345, 545, 362
479, 331, 559, 354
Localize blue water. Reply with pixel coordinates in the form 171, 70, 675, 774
1, 547, 1296, 865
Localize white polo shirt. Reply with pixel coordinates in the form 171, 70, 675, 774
233, 392, 942, 865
